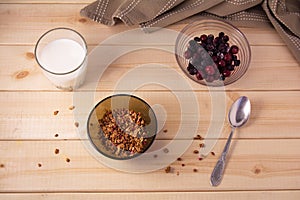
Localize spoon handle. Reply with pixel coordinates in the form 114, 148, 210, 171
210, 127, 235, 186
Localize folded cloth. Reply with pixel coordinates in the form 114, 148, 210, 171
81, 0, 300, 62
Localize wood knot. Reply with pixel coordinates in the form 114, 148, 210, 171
78, 18, 87, 23
253, 166, 262, 174
16, 71, 29, 79
26, 52, 35, 59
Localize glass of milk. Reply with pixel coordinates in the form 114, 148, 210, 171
35, 28, 88, 90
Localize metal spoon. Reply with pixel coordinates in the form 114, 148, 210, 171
210, 96, 251, 186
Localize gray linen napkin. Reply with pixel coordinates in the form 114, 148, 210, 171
81, 0, 300, 62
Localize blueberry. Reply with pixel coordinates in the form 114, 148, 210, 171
218, 32, 225, 38
222, 35, 229, 43
234, 59, 240, 66
194, 37, 201, 42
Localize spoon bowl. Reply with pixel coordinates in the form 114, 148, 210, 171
210, 96, 251, 186
229, 96, 251, 128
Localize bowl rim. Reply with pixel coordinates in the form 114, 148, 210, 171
175, 16, 251, 87
86, 94, 158, 160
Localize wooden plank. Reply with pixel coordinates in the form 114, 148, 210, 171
0, 191, 300, 200
0, 139, 300, 191
0, 4, 285, 45
0, 91, 299, 140
0, 45, 299, 91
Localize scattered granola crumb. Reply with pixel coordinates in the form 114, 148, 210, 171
38, 163, 42, 167
181, 163, 185, 167
0, 164, 4, 168
177, 157, 182, 161
193, 134, 203, 140
165, 166, 171, 173
193, 168, 198, 172
176, 171, 180, 176
163, 129, 168, 133
69, 105, 75, 110
54, 149, 59, 154
90, 123, 93, 126
74, 122, 79, 127
53, 110, 59, 115
66, 158, 70, 163
198, 157, 203, 161
193, 150, 199, 154
211, 152, 215, 156
54, 133, 59, 137
163, 148, 169, 153
199, 143, 205, 148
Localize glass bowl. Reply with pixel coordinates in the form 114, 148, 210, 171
87, 94, 157, 160
175, 17, 251, 86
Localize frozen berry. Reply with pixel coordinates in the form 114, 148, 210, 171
223, 70, 231, 77
230, 45, 239, 54
206, 44, 214, 51
218, 32, 225, 38
205, 65, 216, 76
184, 50, 193, 59
234, 59, 241, 66
218, 60, 226, 68
222, 35, 229, 43
189, 67, 198, 75
200, 34, 207, 42
184, 32, 241, 83
213, 37, 219, 46
194, 37, 200, 42
196, 71, 204, 80
212, 55, 218, 63
224, 53, 232, 62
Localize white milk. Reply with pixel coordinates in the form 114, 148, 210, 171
38, 38, 87, 90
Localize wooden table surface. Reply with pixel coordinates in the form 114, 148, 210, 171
1, 1, 300, 199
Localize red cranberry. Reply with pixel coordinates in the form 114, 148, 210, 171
223, 70, 231, 77
218, 60, 226, 68
205, 65, 216, 76
200, 34, 207, 42
213, 37, 219, 46
196, 71, 204, 80
230, 45, 239, 54
224, 53, 232, 62
184, 50, 192, 59
212, 55, 218, 63
206, 44, 214, 51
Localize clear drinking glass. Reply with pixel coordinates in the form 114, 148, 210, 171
35, 28, 88, 90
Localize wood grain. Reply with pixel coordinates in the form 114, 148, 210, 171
1, 191, 300, 200
0, 45, 299, 91
0, 139, 300, 191
0, 4, 286, 45
0, 91, 299, 140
